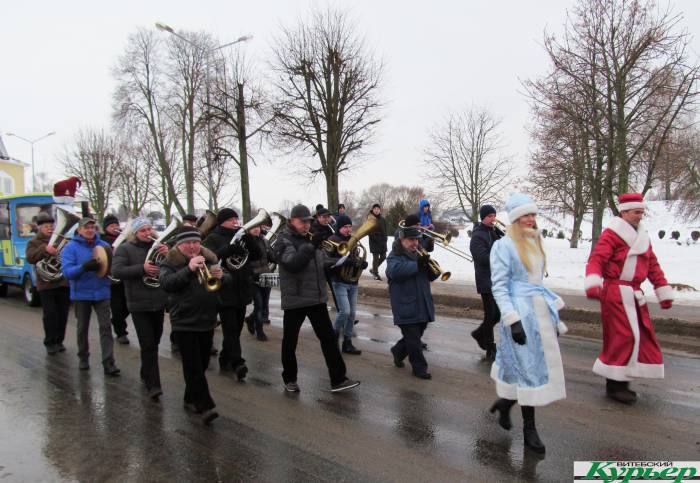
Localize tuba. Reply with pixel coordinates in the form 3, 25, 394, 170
197, 210, 217, 238
322, 214, 379, 283
225, 209, 273, 271
35, 207, 81, 283
264, 212, 286, 272
142, 217, 182, 288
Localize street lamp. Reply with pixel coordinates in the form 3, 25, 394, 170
6, 131, 56, 192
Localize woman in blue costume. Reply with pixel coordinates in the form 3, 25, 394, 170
488, 193, 568, 454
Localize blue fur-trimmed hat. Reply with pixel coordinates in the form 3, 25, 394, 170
505, 193, 538, 223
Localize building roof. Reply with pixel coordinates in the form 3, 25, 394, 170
0, 135, 9, 160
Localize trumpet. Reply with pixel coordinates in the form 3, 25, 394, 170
417, 247, 451, 281
197, 263, 222, 292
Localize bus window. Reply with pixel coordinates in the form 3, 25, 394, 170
0, 202, 9, 240
16, 204, 53, 237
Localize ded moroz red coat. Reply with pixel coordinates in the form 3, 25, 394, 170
584, 217, 674, 381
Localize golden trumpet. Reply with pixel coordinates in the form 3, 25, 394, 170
197, 264, 222, 292
417, 247, 451, 281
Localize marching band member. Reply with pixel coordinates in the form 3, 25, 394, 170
469, 204, 504, 361
61, 217, 120, 376
275, 204, 360, 393
488, 193, 567, 454
202, 208, 261, 381
326, 214, 366, 355
386, 224, 439, 379
159, 227, 223, 425
26, 212, 70, 355
585, 193, 674, 404
368, 204, 388, 281
246, 225, 274, 341
102, 214, 130, 345
112, 218, 168, 400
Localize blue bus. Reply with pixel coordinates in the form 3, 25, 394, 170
0, 194, 88, 306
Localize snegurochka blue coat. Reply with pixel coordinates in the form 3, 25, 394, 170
385, 241, 439, 325
61, 233, 112, 301
489, 236, 568, 407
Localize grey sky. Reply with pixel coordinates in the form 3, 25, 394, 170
4, 0, 699, 212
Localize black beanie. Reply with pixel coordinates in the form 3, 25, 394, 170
404, 214, 420, 227
479, 205, 497, 220
216, 208, 238, 225
372, 203, 381, 210
103, 214, 119, 230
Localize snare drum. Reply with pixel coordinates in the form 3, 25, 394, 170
258, 273, 280, 288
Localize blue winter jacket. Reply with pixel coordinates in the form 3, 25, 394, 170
385, 240, 438, 325
61, 233, 112, 301
418, 199, 432, 227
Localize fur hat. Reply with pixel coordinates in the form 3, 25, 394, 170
505, 193, 538, 224
618, 193, 646, 211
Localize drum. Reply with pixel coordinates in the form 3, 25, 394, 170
93, 245, 112, 278
258, 273, 279, 288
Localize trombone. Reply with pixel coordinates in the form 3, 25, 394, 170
398, 220, 473, 262
416, 247, 451, 281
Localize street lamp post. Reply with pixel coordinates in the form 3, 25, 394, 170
155, 22, 251, 210
6, 131, 56, 192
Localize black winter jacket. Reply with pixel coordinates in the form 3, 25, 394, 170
159, 246, 219, 332
275, 224, 333, 310
368, 214, 388, 254
112, 238, 167, 312
248, 235, 275, 279
469, 223, 504, 294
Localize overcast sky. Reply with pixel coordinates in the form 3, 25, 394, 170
3, 0, 700, 213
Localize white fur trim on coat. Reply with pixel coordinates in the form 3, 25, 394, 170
501, 311, 520, 326
584, 274, 603, 290
507, 203, 538, 224
618, 201, 646, 211
655, 285, 674, 302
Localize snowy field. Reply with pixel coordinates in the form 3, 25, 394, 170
381, 201, 700, 304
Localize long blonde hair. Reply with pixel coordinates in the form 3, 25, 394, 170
507, 220, 546, 274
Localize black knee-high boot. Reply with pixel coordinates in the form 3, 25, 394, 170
521, 406, 545, 454
489, 398, 516, 430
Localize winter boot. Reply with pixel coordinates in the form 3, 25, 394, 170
489, 398, 516, 430
522, 406, 545, 454
485, 343, 497, 362
342, 339, 362, 355
245, 315, 255, 335
606, 379, 637, 404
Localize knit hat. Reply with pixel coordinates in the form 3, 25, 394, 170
36, 212, 55, 225
479, 204, 497, 220
290, 204, 314, 220
505, 193, 538, 224
404, 214, 420, 227
335, 214, 352, 228
337, 203, 345, 210
315, 204, 331, 216
131, 217, 151, 232
175, 227, 202, 245
103, 214, 119, 230
618, 193, 646, 211
182, 214, 198, 223
216, 208, 238, 225
400, 226, 421, 239
372, 203, 381, 210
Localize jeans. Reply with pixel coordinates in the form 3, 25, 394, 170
331, 281, 357, 340
281, 304, 347, 386
74, 299, 115, 366
110, 283, 130, 337
252, 285, 271, 329
39, 287, 70, 346
218, 305, 246, 368
173, 330, 215, 413
131, 311, 164, 390
392, 322, 428, 375
478, 292, 500, 344
371, 251, 387, 274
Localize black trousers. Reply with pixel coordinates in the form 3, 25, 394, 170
392, 322, 429, 375
218, 305, 246, 368
282, 304, 347, 386
371, 251, 387, 274
478, 292, 501, 344
173, 330, 215, 412
131, 311, 164, 390
38, 287, 70, 346
110, 283, 130, 337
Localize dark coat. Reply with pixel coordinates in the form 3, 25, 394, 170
275, 224, 332, 310
310, 220, 334, 242
159, 246, 219, 332
25, 232, 68, 291
469, 223, 504, 294
112, 238, 167, 312
368, 214, 388, 254
248, 235, 275, 280
385, 239, 438, 325
61, 233, 112, 301
101, 230, 123, 287
325, 232, 366, 285
202, 225, 261, 307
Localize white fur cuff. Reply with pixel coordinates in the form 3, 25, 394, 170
501, 311, 520, 326
584, 274, 603, 290
655, 285, 674, 302
557, 321, 568, 336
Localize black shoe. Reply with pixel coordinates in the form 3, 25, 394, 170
219, 358, 231, 372
284, 381, 300, 393
104, 363, 121, 377
330, 378, 360, 392
184, 403, 200, 414
79, 359, 90, 371
606, 379, 637, 404
116, 335, 130, 345
523, 425, 546, 454
342, 340, 362, 355
201, 409, 219, 425
235, 364, 248, 381
413, 372, 432, 380
256, 330, 268, 341
264, 319, 271, 325
46, 344, 60, 355
390, 346, 405, 368
148, 387, 163, 401
245, 316, 255, 335
471, 327, 489, 351
485, 344, 497, 362
373, 274, 382, 281
489, 398, 515, 430
420, 342, 429, 351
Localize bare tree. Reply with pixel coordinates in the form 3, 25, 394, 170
115, 138, 154, 216
271, 7, 383, 209
425, 107, 512, 223
673, 126, 700, 219
60, 128, 122, 222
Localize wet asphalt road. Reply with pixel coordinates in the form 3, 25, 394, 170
0, 289, 699, 482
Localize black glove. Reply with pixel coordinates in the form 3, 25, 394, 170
511, 321, 527, 345
417, 253, 430, 272
82, 259, 100, 272
310, 231, 325, 248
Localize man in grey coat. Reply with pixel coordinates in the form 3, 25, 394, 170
274, 204, 360, 394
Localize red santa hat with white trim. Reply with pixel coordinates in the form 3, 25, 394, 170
617, 192, 646, 211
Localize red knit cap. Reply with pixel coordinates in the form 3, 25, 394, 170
618, 193, 646, 211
